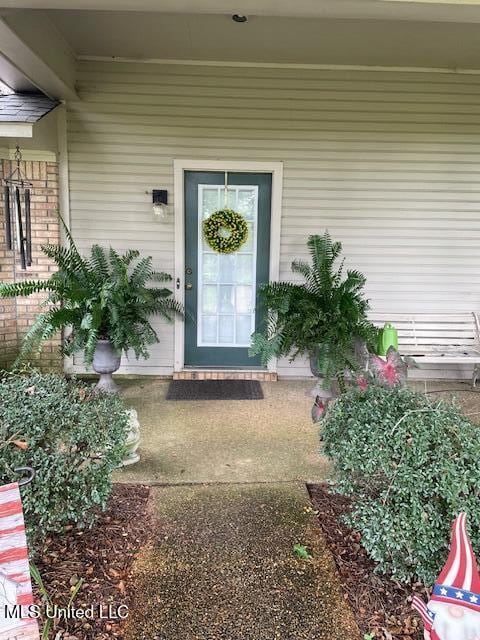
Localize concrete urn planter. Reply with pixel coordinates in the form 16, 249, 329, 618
92, 339, 121, 394
309, 348, 325, 378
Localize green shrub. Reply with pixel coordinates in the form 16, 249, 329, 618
0, 370, 128, 546
321, 384, 480, 584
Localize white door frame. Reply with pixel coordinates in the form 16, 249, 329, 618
173, 159, 283, 373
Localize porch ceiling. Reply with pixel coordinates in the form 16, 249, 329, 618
1, 0, 480, 23
41, 9, 480, 69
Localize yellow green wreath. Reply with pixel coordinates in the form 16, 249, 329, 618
203, 209, 249, 254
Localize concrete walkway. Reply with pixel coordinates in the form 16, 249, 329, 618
125, 482, 359, 640
116, 378, 359, 639
116, 379, 328, 485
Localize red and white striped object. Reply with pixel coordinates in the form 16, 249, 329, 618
0, 482, 39, 640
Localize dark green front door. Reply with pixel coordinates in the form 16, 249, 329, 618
184, 171, 272, 368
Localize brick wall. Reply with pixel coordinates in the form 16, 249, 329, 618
0, 159, 62, 372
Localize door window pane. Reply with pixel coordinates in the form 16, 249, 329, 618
218, 315, 234, 344
218, 255, 234, 283
219, 285, 234, 313
202, 285, 217, 313
235, 255, 253, 284
236, 315, 253, 345
202, 254, 218, 283
236, 286, 253, 314
202, 188, 220, 215
226, 188, 236, 210
202, 316, 217, 343
237, 189, 255, 219
238, 222, 254, 252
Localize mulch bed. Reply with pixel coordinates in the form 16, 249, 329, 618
34, 483, 154, 640
308, 484, 430, 640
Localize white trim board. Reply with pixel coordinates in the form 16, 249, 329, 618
0, 147, 57, 162
173, 159, 283, 374
79, 55, 480, 75
57, 103, 74, 375
0, 123, 33, 138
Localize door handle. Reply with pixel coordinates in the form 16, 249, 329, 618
185, 283, 193, 290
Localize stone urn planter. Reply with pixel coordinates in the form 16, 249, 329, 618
310, 347, 332, 378
309, 347, 338, 399
309, 350, 323, 378
92, 339, 121, 394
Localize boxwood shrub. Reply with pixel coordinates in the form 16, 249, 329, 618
321, 384, 480, 584
0, 370, 128, 546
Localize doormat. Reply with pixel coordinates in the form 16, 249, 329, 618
166, 379, 264, 401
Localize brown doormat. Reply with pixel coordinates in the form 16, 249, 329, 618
166, 379, 264, 400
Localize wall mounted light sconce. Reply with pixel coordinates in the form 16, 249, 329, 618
151, 189, 169, 220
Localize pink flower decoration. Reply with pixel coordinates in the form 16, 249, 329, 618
381, 360, 398, 386
356, 376, 369, 391
311, 396, 329, 423
369, 347, 407, 387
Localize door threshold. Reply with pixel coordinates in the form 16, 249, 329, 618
173, 369, 277, 381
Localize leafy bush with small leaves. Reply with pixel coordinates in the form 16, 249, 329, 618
321, 384, 480, 584
0, 220, 183, 367
0, 370, 129, 546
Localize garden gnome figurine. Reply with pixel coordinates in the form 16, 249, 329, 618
412, 513, 480, 640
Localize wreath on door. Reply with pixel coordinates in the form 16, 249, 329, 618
203, 209, 249, 254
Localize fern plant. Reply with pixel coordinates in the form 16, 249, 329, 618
250, 232, 377, 391
0, 223, 183, 366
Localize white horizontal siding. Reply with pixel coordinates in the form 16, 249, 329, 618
68, 61, 480, 378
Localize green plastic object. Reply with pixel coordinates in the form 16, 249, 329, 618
378, 322, 398, 356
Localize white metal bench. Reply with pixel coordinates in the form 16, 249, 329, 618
370, 313, 480, 386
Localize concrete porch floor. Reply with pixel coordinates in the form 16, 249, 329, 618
115, 379, 328, 485
114, 377, 480, 486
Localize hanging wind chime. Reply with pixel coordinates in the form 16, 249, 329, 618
3, 145, 32, 270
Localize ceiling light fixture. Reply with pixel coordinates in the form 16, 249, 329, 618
232, 14, 248, 23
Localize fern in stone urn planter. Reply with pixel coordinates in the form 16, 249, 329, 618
250, 232, 377, 394
0, 224, 183, 393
